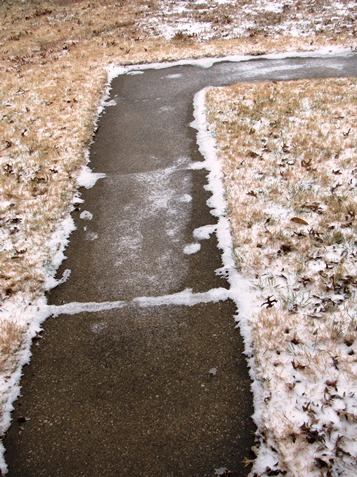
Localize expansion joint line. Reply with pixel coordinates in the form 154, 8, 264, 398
47, 287, 232, 317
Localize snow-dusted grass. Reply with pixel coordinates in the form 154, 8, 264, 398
0, 66, 104, 300
0, 321, 25, 375
205, 78, 357, 477
138, 0, 356, 46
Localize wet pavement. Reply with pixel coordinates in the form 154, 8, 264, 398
4, 53, 357, 476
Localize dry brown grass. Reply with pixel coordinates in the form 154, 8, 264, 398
205, 78, 356, 477
206, 78, 356, 281
0, 320, 26, 373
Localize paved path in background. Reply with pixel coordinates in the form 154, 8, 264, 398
4, 53, 357, 477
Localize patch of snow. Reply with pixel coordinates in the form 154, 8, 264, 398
76, 165, 106, 189
160, 21, 211, 40
43, 216, 76, 291
193, 224, 217, 240
133, 287, 231, 308
179, 193, 192, 203
126, 71, 144, 76
72, 196, 84, 205
80, 210, 93, 220
183, 243, 201, 254
102, 99, 117, 107
45, 269, 71, 291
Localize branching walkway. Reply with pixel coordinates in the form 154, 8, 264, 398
4, 53, 356, 476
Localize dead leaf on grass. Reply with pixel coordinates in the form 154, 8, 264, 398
291, 217, 309, 225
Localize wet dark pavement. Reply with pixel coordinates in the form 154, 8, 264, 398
5, 303, 252, 477
4, 53, 357, 476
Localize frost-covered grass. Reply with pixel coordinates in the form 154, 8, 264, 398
205, 78, 357, 477
0, 65, 103, 299
139, 0, 356, 46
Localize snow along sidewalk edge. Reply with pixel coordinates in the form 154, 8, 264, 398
107, 46, 354, 78
191, 88, 276, 474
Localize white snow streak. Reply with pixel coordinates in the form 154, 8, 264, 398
191, 88, 259, 348
47, 287, 231, 317
108, 48, 353, 79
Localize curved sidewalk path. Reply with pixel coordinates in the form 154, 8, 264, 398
4, 52, 357, 476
